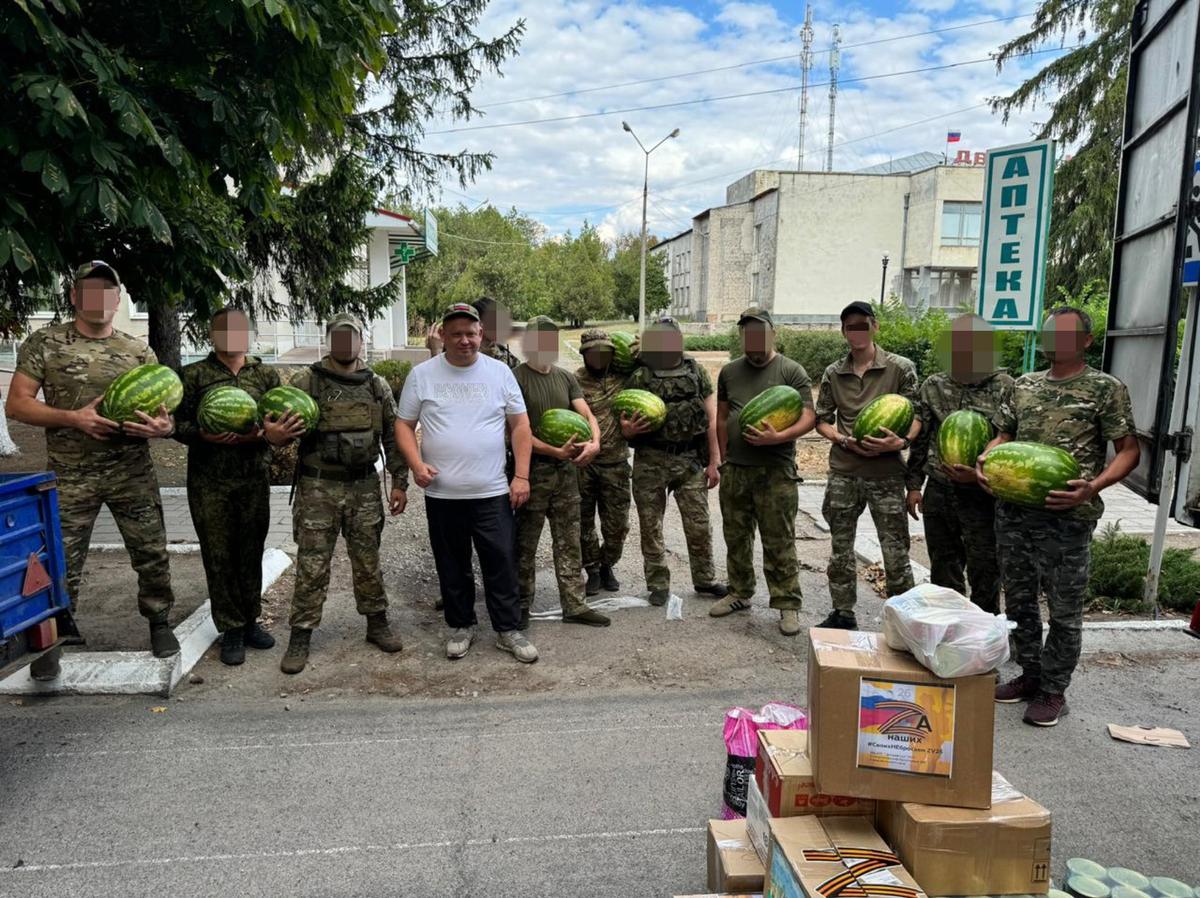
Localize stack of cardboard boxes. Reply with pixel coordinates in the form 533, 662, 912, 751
694, 628, 1053, 898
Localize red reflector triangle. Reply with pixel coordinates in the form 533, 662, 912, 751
22, 553, 52, 597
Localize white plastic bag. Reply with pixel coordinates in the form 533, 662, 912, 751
882, 583, 1011, 677
666, 594, 684, 621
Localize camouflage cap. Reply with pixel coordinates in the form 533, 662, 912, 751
525, 315, 559, 332
326, 312, 364, 334
738, 306, 774, 328
651, 315, 681, 332
580, 328, 614, 351
74, 260, 120, 286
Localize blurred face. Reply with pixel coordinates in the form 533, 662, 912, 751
641, 326, 683, 370
583, 347, 613, 373
212, 310, 251, 355
935, 314, 998, 383
329, 326, 362, 363
1040, 312, 1092, 363
841, 314, 877, 351
443, 316, 483, 364
481, 304, 512, 345
71, 276, 121, 326
741, 322, 774, 367
522, 328, 559, 368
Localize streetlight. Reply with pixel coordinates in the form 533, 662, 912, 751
879, 252, 890, 305
622, 121, 680, 331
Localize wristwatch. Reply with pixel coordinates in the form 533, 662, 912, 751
900, 436, 911, 451
839, 435, 850, 450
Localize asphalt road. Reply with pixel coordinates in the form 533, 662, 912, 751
2, 636, 1198, 898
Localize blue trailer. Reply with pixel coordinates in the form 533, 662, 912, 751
0, 472, 77, 679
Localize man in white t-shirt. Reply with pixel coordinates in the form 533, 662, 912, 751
397, 303, 538, 663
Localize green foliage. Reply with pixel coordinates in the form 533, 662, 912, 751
612, 233, 669, 321
545, 224, 616, 326
1088, 524, 1200, 614
683, 334, 733, 352
371, 359, 412, 396
871, 300, 951, 378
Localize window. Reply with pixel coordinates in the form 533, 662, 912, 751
941, 202, 982, 247
130, 300, 149, 319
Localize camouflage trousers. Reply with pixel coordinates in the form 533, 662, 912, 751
518, 460, 587, 615
189, 469, 270, 633
290, 475, 387, 630
922, 479, 1000, 614
631, 448, 716, 593
578, 458, 632, 571
719, 463, 802, 610
996, 503, 1096, 694
822, 473, 914, 612
56, 461, 174, 622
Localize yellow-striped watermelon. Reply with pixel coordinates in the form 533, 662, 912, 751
852, 393, 914, 442
982, 441, 1081, 507
538, 408, 591, 447
611, 389, 666, 431
198, 385, 259, 434
739, 385, 804, 434
258, 385, 319, 432
937, 409, 992, 468
99, 364, 183, 423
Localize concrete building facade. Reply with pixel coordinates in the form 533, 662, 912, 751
650, 156, 985, 324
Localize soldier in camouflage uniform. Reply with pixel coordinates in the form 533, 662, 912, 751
814, 302, 920, 629
7, 261, 179, 679
712, 308, 816, 635
474, 296, 521, 370
624, 317, 728, 605
280, 314, 409, 674
575, 329, 632, 595
905, 315, 1012, 613
982, 307, 1140, 727
514, 316, 610, 627
175, 309, 307, 665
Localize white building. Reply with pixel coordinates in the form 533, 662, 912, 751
650, 154, 986, 324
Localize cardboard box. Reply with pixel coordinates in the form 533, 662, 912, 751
765, 814, 927, 898
755, 730, 877, 818
744, 770, 771, 866
806, 628, 995, 809
707, 819, 766, 893
875, 773, 1053, 896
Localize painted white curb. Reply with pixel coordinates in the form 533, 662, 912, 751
92, 543, 201, 554
0, 547, 293, 697
854, 532, 933, 585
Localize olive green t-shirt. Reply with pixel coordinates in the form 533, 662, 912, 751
718, 354, 812, 468
513, 363, 584, 438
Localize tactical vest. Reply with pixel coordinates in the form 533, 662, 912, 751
299, 364, 387, 473
632, 357, 708, 450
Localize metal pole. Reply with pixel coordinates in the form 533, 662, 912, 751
639, 152, 649, 334
879, 255, 889, 304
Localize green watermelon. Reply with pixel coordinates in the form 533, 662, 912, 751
258, 385, 319, 432
937, 409, 992, 468
739, 385, 804, 434
538, 408, 591, 447
853, 393, 914, 442
198, 385, 260, 434
611, 389, 667, 431
981, 441, 1081, 507
609, 331, 638, 374
99, 363, 183, 423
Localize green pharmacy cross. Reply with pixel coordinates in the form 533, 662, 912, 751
392, 244, 417, 266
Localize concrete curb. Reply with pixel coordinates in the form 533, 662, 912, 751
92, 543, 201, 554
158, 486, 292, 496
0, 547, 293, 697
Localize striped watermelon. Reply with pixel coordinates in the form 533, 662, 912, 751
99, 363, 183, 423
198, 385, 259, 434
538, 408, 592, 447
982, 441, 1081, 507
611, 389, 667, 431
739, 385, 804, 434
258, 385, 319, 432
609, 332, 638, 374
937, 409, 992, 468
852, 393, 914, 442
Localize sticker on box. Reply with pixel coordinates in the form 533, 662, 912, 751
857, 678, 955, 777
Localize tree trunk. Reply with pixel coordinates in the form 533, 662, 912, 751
148, 303, 182, 370
0, 401, 19, 457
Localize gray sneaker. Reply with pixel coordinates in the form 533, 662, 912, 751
496, 629, 539, 664
446, 626, 476, 660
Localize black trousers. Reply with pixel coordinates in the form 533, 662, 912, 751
425, 494, 521, 632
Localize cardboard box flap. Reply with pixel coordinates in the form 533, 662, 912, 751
708, 818, 766, 892
769, 816, 927, 898
809, 628, 932, 678
761, 729, 812, 777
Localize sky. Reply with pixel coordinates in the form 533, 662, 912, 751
418, 0, 1068, 243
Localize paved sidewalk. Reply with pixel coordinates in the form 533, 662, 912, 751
90, 487, 295, 551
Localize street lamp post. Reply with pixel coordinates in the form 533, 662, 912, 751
622, 121, 680, 332
879, 252, 890, 305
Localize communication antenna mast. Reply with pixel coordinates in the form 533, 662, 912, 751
798, 5, 814, 171
826, 23, 841, 173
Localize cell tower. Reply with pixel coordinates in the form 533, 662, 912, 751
826, 23, 841, 173
798, 5, 814, 171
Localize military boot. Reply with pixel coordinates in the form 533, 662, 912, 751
280, 628, 311, 675
585, 568, 601, 596
600, 564, 620, 592
149, 619, 180, 658
220, 627, 246, 666
365, 612, 403, 653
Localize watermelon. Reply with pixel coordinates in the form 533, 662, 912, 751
739, 384, 804, 434
198, 385, 260, 435
937, 409, 992, 468
611, 389, 667, 431
99, 363, 183, 423
538, 408, 591, 447
852, 393, 914, 442
258, 385, 319, 432
981, 441, 1081, 507
609, 331, 638, 374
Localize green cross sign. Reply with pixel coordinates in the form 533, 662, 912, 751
392, 244, 416, 265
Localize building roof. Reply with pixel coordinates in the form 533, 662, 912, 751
853, 152, 945, 175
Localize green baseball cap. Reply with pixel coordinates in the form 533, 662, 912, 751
326, 312, 364, 334
738, 306, 775, 328
525, 315, 559, 332
74, 260, 120, 286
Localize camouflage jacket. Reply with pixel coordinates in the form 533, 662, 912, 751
175, 353, 281, 479
906, 370, 1013, 491
626, 356, 713, 452
993, 366, 1136, 521
575, 365, 630, 464
482, 341, 520, 370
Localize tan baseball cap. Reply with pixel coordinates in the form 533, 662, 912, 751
74, 260, 121, 286
326, 312, 364, 334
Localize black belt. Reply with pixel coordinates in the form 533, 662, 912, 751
299, 464, 378, 482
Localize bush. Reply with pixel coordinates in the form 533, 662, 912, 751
684, 333, 733, 352
1088, 524, 1200, 613
872, 300, 951, 379
371, 359, 412, 397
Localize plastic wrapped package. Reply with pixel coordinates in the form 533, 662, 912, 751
720, 702, 807, 819
882, 583, 1011, 678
